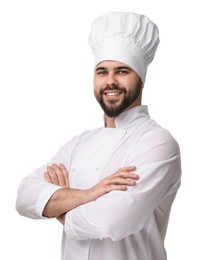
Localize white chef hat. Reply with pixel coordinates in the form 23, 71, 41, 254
88, 12, 160, 84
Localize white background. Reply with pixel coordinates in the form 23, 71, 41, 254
0, 0, 198, 259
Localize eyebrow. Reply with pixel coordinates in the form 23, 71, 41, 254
95, 66, 132, 71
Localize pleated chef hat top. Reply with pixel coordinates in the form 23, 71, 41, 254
88, 12, 160, 84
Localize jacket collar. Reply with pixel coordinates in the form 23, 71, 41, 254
115, 105, 150, 130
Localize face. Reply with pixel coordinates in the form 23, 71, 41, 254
94, 61, 143, 117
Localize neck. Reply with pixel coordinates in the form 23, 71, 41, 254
104, 116, 116, 128
104, 100, 142, 128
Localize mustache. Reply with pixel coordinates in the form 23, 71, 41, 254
99, 85, 127, 94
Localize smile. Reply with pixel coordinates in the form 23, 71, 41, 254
106, 92, 120, 96
104, 90, 123, 96
103, 91, 123, 101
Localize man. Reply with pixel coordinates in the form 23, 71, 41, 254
16, 12, 181, 260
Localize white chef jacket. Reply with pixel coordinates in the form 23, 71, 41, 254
16, 105, 181, 260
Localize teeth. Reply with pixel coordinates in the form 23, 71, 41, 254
106, 92, 120, 96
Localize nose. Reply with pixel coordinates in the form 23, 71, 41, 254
106, 72, 118, 87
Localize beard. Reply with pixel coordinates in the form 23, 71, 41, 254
94, 80, 142, 117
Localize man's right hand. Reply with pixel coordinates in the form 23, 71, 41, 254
88, 166, 139, 201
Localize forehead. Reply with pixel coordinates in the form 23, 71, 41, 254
95, 60, 132, 70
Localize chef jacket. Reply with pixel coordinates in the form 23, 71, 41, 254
16, 105, 181, 260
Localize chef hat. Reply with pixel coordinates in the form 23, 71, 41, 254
88, 12, 160, 83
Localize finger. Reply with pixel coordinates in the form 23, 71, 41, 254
111, 166, 136, 177
111, 171, 139, 180
105, 184, 128, 192
44, 171, 53, 184
118, 166, 136, 172
47, 166, 59, 185
52, 164, 67, 187
108, 177, 136, 186
131, 174, 139, 180
117, 172, 139, 180
121, 172, 139, 179
59, 163, 69, 188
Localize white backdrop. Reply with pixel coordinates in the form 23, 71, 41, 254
0, 0, 198, 259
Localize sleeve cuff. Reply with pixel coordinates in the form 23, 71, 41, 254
35, 185, 63, 218
64, 211, 80, 239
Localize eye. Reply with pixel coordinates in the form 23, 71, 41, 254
117, 69, 129, 75
96, 70, 108, 76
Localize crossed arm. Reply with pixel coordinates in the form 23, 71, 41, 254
43, 163, 138, 224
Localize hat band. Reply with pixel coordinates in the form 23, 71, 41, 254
93, 40, 147, 83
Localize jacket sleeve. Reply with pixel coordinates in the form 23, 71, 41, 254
15, 136, 80, 219
64, 130, 181, 241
